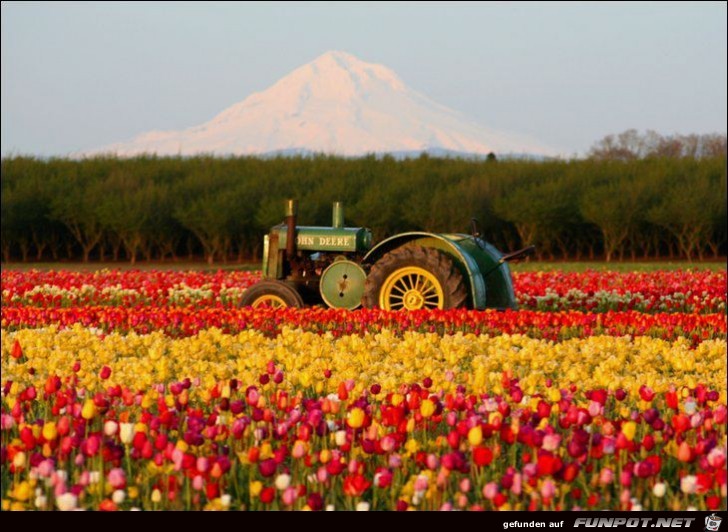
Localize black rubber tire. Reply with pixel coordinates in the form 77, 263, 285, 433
362, 244, 468, 309
240, 280, 304, 308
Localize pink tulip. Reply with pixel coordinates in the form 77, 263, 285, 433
707, 447, 726, 468
381, 435, 396, 452
457, 494, 468, 508
54, 482, 68, 497
292, 441, 307, 459
1, 414, 15, 430
542, 434, 561, 452
523, 463, 537, 478
282, 487, 297, 506
540, 479, 555, 499
511, 473, 522, 495
588, 401, 603, 417
483, 482, 498, 500
38, 460, 55, 478
108, 468, 126, 489
599, 468, 614, 485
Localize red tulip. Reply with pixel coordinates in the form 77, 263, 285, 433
447, 431, 460, 449
11, 340, 23, 360
639, 385, 655, 402
99, 499, 118, 511
587, 389, 608, 405
563, 462, 580, 482
706, 495, 721, 510
343, 473, 371, 497
672, 414, 691, 433
259, 458, 277, 477
665, 390, 679, 411
493, 493, 507, 508
677, 441, 694, 463
473, 446, 493, 467
307, 493, 324, 511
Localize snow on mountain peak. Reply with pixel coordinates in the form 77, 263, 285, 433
79, 51, 551, 157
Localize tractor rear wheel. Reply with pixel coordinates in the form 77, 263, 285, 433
362, 245, 468, 310
240, 280, 304, 309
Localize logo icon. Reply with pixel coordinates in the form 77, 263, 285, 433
706, 514, 722, 532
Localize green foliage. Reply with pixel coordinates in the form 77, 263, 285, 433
1, 155, 726, 263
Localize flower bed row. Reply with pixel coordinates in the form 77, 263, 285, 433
1, 307, 725, 341
1, 328, 726, 511
3, 269, 725, 313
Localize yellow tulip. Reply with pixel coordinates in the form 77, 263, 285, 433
405, 439, 419, 454
347, 407, 366, 429
249, 481, 263, 497
81, 399, 97, 420
468, 426, 483, 446
13, 481, 31, 502
420, 399, 436, 418
622, 421, 637, 441
41, 422, 57, 441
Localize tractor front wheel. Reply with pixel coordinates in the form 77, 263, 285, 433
362, 245, 468, 310
240, 280, 304, 309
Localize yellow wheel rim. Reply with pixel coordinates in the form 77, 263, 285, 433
379, 266, 444, 310
251, 294, 287, 308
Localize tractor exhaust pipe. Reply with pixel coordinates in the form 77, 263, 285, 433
285, 199, 297, 258
332, 201, 344, 229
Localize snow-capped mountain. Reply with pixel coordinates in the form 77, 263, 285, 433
79, 51, 551, 157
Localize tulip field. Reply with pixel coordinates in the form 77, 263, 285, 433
1, 268, 726, 511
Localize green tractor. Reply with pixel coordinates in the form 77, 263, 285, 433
240, 200, 534, 310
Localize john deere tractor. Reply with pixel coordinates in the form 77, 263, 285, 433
240, 200, 534, 310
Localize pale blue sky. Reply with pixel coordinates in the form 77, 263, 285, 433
2, 1, 726, 157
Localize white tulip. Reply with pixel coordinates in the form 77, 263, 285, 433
680, 475, 697, 494
275, 474, 291, 491
56, 492, 78, 511
120, 423, 134, 444
104, 420, 118, 437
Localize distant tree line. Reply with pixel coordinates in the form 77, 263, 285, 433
1, 131, 726, 264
